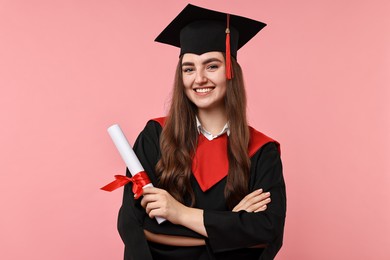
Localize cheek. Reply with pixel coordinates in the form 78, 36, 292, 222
182, 77, 193, 98
218, 79, 227, 94
182, 75, 192, 89
214, 70, 227, 88
219, 82, 228, 100
182, 75, 196, 98
184, 87, 192, 99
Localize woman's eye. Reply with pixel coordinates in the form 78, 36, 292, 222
207, 64, 219, 70
183, 67, 194, 73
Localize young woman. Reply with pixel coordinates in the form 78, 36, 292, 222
117, 4, 286, 260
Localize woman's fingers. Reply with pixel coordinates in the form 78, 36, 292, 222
248, 197, 271, 212
248, 192, 271, 207
240, 190, 268, 210
247, 193, 271, 212
140, 187, 185, 222
142, 191, 166, 217
233, 189, 271, 212
141, 187, 161, 208
145, 201, 164, 216
254, 205, 267, 213
233, 189, 263, 211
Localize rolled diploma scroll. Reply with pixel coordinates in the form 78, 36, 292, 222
108, 124, 165, 224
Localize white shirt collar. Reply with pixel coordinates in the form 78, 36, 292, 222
196, 116, 230, 141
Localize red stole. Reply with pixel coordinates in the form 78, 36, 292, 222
152, 117, 279, 191
192, 134, 229, 191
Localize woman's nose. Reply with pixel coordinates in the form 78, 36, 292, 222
194, 70, 207, 85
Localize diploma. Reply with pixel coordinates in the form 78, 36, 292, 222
107, 124, 147, 178
102, 124, 165, 224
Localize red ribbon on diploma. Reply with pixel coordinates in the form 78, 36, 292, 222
101, 171, 151, 199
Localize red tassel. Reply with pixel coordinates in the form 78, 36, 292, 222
225, 14, 233, 79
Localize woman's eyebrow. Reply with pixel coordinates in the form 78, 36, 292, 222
182, 58, 223, 67
182, 61, 194, 66
202, 58, 222, 65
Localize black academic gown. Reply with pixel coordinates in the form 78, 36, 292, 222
118, 119, 286, 260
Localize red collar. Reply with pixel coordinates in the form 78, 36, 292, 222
152, 117, 279, 191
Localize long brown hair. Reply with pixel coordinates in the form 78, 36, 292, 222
156, 55, 251, 209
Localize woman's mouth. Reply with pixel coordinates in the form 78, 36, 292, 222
194, 87, 214, 93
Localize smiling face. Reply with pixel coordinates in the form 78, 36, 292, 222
181, 52, 227, 113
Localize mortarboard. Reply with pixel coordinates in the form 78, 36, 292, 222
155, 4, 267, 79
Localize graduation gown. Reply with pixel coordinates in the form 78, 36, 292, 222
117, 118, 286, 260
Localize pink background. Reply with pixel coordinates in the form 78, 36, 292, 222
1, 0, 389, 259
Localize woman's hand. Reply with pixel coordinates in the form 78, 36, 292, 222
141, 187, 208, 237
141, 187, 186, 225
232, 189, 271, 212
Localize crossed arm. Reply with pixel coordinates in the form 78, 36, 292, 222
141, 187, 271, 246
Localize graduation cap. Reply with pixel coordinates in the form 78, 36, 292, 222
155, 4, 267, 79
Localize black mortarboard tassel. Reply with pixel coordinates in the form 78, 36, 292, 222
155, 4, 267, 79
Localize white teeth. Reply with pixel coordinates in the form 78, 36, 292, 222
195, 88, 213, 93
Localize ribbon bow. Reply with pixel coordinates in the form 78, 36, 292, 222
101, 171, 151, 199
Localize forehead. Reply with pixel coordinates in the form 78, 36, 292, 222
181, 51, 225, 64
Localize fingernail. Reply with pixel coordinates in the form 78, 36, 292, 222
258, 189, 263, 192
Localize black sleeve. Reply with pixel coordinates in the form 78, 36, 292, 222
117, 120, 162, 260
203, 142, 286, 258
